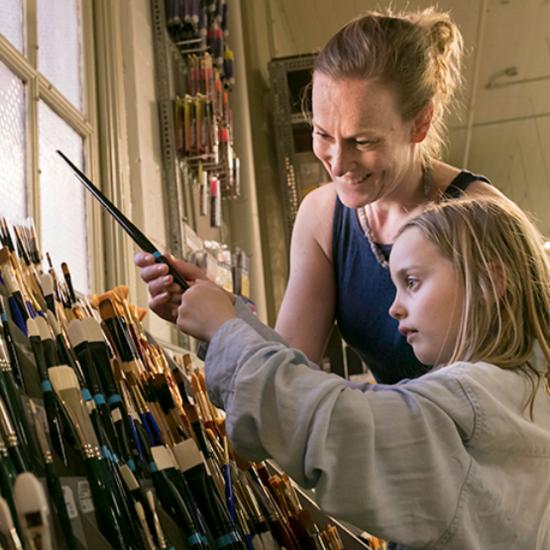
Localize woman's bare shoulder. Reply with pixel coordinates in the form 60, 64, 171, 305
462, 179, 510, 202
293, 183, 339, 259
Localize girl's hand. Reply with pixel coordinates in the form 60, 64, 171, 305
176, 279, 236, 341
134, 252, 205, 323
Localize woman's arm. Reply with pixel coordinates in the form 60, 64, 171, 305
275, 184, 339, 364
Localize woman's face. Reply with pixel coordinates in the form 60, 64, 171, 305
311, 73, 424, 209
389, 227, 464, 367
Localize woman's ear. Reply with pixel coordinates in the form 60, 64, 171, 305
488, 261, 507, 298
411, 102, 434, 143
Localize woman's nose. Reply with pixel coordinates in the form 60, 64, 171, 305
330, 143, 353, 177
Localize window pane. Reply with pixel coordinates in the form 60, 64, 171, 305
0, 60, 27, 220
39, 101, 89, 294
37, 0, 84, 111
0, 0, 25, 53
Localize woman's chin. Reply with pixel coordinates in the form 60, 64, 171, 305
336, 185, 375, 209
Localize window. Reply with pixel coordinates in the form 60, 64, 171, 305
0, 0, 96, 294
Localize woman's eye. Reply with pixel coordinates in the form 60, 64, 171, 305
356, 139, 376, 147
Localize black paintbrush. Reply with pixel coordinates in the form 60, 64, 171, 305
56, 150, 190, 291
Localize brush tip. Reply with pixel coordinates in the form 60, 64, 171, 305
61, 262, 70, 276
46, 310, 60, 336
67, 320, 86, 348
190, 372, 201, 394
80, 317, 105, 343
40, 273, 54, 296
49, 365, 79, 393
26, 317, 40, 338
0, 497, 14, 531
14, 472, 49, 513
35, 316, 52, 341
98, 298, 117, 322
151, 446, 175, 472
119, 464, 140, 491
173, 439, 203, 472
0, 247, 9, 266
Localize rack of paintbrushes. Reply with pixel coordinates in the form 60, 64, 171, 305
0, 214, 378, 550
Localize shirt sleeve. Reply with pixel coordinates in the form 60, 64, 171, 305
205, 319, 476, 547
196, 296, 289, 360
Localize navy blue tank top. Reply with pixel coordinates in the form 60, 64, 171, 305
332, 170, 491, 384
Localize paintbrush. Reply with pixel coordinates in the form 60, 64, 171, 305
56, 151, 190, 291
28, 400, 77, 550
13, 472, 52, 550
67, 319, 120, 457
0, 248, 29, 335
0, 299, 25, 390
0, 497, 24, 550
119, 465, 158, 544
48, 366, 136, 550
150, 445, 210, 550
146, 491, 171, 550
61, 263, 77, 306
27, 318, 68, 468
0, 332, 35, 474
173, 437, 246, 550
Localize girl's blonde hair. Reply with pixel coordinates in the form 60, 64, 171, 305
313, 7, 463, 162
401, 199, 550, 411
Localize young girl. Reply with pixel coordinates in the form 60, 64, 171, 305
175, 199, 550, 550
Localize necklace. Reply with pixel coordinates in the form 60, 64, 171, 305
357, 163, 432, 270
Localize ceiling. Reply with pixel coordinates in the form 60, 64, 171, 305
264, 0, 550, 234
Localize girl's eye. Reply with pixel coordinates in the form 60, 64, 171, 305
406, 277, 418, 289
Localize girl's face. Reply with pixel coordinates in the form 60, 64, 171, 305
311, 73, 426, 209
389, 227, 464, 367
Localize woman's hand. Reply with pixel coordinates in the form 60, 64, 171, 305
176, 279, 236, 341
134, 252, 205, 323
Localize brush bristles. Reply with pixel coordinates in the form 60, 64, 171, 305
14, 473, 49, 514
67, 320, 86, 349
26, 317, 40, 338
173, 439, 203, 472
81, 317, 105, 343
36, 317, 53, 341
61, 263, 70, 277
40, 273, 53, 297
49, 365, 98, 447
0, 247, 9, 266
119, 464, 140, 492
98, 299, 119, 322
151, 446, 175, 472
46, 310, 60, 337
0, 497, 14, 531
48, 365, 79, 394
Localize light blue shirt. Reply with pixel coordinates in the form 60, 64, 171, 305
204, 309, 550, 550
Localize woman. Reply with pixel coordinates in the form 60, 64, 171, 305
135, 8, 508, 383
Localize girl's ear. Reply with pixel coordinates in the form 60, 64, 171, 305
488, 261, 507, 298
411, 102, 434, 143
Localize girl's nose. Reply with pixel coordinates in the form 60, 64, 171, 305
389, 296, 406, 320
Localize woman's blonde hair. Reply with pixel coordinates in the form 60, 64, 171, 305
313, 7, 463, 162
401, 199, 550, 412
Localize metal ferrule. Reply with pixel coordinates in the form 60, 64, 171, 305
0, 335, 10, 372
82, 444, 95, 461
0, 397, 16, 441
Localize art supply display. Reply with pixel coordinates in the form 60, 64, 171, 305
0, 213, 378, 550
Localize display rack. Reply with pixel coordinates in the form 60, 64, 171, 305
269, 54, 330, 243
